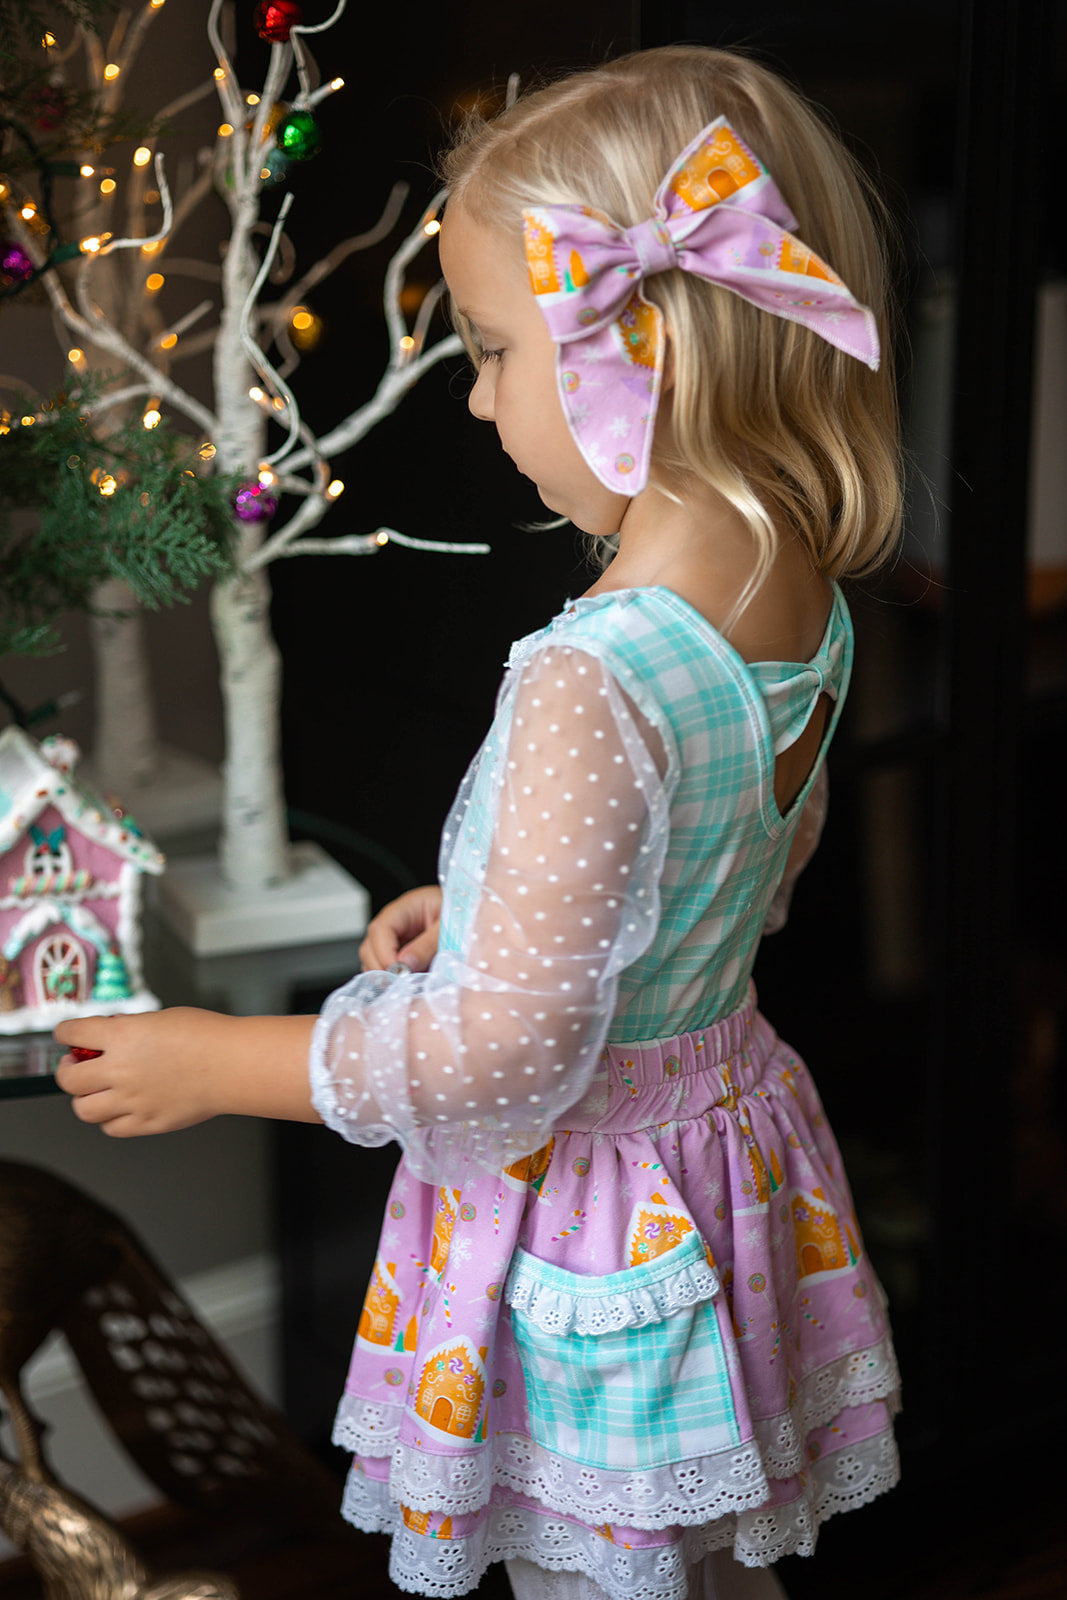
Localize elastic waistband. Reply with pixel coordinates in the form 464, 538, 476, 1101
560, 984, 783, 1135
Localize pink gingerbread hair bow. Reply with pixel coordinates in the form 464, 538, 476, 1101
523, 116, 880, 496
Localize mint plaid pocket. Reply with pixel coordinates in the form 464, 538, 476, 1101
506, 1234, 740, 1472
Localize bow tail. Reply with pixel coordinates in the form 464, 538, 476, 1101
556, 290, 667, 495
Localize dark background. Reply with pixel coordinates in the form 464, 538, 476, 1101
269, 8, 1067, 1586
3, 0, 1062, 1589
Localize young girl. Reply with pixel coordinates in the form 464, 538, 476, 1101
56, 45, 903, 1600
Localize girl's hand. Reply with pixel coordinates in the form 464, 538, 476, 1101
360, 885, 442, 973
54, 1008, 319, 1137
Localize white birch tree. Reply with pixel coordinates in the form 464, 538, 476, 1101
3, 0, 480, 904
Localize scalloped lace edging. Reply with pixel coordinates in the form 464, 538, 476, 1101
505, 1239, 719, 1336
752, 1335, 901, 1477
331, 1334, 901, 1504
339, 1428, 901, 1600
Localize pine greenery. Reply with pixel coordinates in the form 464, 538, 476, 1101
0, 386, 237, 661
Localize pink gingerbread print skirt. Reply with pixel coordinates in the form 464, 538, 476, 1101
331, 987, 901, 1600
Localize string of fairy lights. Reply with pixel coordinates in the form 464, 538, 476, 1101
0, 0, 479, 559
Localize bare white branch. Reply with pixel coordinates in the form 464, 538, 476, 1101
377, 527, 491, 555
271, 534, 384, 558
285, 330, 464, 472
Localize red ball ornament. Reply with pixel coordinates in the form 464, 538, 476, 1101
254, 0, 303, 42
31, 82, 71, 130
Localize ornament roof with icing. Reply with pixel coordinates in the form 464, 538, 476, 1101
0, 725, 165, 873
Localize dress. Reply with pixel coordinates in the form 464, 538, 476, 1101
309, 586, 900, 1600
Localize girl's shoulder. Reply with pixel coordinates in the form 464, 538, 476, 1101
508, 583, 851, 687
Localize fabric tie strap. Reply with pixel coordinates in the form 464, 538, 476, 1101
522, 115, 880, 496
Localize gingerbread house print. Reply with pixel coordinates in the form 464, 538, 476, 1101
358, 1257, 402, 1349
0, 728, 164, 1033
430, 1187, 461, 1276
628, 1194, 694, 1266
791, 1185, 860, 1281
413, 1335, 487, 1441
401, 1505, 454, 1539
501, 1137, 554, 1194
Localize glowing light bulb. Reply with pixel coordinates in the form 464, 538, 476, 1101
68, 348, 85, 365
291, 308, 313, 330
133, 146, 152, 167
141, 239, 163, 255
215, 67, 226, 80
326, 479, 344, 499
99, 177, 117, 195
20, 202, 36, 220
330, 77, 344, 89
424, 218, 441, 236
271, 395, 285, 410
42, 31, 56, 46
145, 272, 165, 291
249, 386, 266, 402
20, 416, 36, 428
199, 442, 216, 460
80, 235, 103, 252
143, 408, 162, 429
80, 164, 95, 177
247, 93, 261, 106
159, 332, 178, 350
104, 62, 120, 80
375, 530, 390, 546
218, 123, 234, 138
258, 467, 276, 486
400, 335, 415, 351
150, 0, 166, 9
98, 474, 118, 496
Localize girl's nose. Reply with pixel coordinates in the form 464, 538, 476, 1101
468, 368, 494, 422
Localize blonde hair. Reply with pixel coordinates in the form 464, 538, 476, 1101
440, 46, 904, 599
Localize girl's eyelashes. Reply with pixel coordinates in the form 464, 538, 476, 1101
479, 348, 504, 365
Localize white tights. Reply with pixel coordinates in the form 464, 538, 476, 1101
505, 1553, 789, 1600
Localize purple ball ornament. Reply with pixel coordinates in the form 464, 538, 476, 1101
234, 480, 279, 522
1, 241, 35, 285
254, 1, 303, 42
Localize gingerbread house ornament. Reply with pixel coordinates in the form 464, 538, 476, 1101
0, 727, 165, 1033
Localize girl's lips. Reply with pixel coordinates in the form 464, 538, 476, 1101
69, 1046, 104, 1061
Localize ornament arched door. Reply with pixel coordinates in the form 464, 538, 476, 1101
34, 933, 88, 1004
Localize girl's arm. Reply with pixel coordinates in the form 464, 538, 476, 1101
55, 1010, 320, 1137
309, 642, 674, 1180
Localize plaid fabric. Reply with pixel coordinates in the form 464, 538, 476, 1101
507, 1233, 739, 1472
440, 585, 852, 1040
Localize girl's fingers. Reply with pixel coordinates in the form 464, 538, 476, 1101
68, 1090, 118, 1125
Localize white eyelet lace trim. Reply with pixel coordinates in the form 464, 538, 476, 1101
505, 1237, 719, 1336
339, 1428, 900, 1600
393, 1431, 769, 1526
332, 1334, 900, 1501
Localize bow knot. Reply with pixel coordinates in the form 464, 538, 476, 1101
523, 116, 879, 495
624, 217, 678, 279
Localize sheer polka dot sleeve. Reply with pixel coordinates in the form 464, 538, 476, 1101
308, 643, 677, 1184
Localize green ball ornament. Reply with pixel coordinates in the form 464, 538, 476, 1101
276, 110, 321, 161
